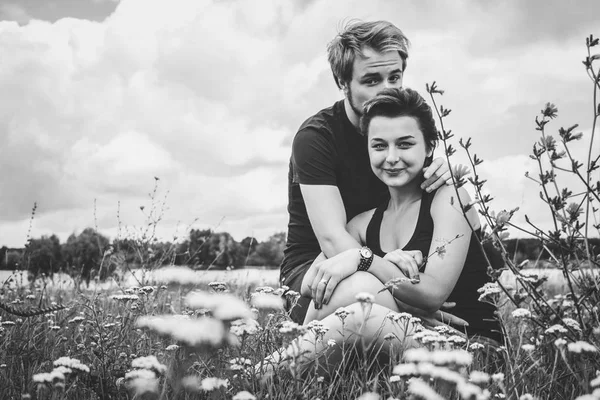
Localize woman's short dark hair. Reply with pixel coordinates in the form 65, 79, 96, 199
360, 88, 438, 154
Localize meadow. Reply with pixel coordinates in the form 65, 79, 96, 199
0, 264, 598, 400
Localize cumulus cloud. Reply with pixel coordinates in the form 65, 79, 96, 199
0, 0, 597, 246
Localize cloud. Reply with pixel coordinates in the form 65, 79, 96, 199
0, 3, 32, 24
0, 0, 597, 247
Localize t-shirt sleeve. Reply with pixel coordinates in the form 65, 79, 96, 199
291, 127, 337, 185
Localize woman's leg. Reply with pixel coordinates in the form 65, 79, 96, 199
303, 271, 400, 324
261, 302, 419, 378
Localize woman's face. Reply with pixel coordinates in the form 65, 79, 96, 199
368, 115, 432, 189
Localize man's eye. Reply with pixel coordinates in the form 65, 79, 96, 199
398, 142, 412, 148
389, 75, 401, 83
365, 79, 379, 85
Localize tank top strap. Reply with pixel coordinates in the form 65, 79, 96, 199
365, 199, 388, 258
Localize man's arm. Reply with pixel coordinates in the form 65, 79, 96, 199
300, 185, 362, 257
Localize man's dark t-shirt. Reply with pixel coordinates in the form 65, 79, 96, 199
280, 100, 389, 286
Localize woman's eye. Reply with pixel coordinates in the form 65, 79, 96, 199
372, 144, 386, 150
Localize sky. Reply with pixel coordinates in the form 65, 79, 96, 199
0, 0, 598, 248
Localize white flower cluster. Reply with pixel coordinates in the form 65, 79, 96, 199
152, 266, 204, 286
278, 320, 307, 337
250, 293, 284, 310
407, 377, 445, 400
68, 316, 85, 324
165, 344, 179, 351
412, 329, 448, 345
477, 282, 501, 302
229, 357, 252, 371
230, 318, 260, 337
403, 348, 473, 366
562, 318, 582, 333
306, 320, 329, 338
254, 286, 274, 294
233, 391, 257, 400
111, 294, 139, 302
33, 369, 67, 384
511, 308, 532, 318
185, 291, 253, 321
334, 307, 352, 321
567, 341, 597, 354
124, 369, 159, 396
208, 281, 228, 292
387, 312, 413, 323
53, 357, 90, 373
545, 324, 568, 335
136, 316, 227, 347
200, 377, 229, 391
131, 355, 167, 375
355, 292, 375, 303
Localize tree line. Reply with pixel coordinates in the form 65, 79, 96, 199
1, 230, 598, 285
0, 228, 286, 284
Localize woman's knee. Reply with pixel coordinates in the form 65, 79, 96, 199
318, 272, 397, 316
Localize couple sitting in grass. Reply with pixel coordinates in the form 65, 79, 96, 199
272, 20, 502, 374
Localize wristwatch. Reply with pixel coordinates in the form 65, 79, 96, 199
357, 246, 374, 272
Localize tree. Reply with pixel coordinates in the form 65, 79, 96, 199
247, 232, 286, 268
24, 235, 62, 280
62, 228, 110, 285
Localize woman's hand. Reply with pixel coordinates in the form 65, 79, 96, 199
302, 248, 360, 309
383, 249, 423, 281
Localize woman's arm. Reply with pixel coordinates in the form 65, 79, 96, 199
366, 185, 479, 313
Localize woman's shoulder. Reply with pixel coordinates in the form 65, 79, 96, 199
430, 185, 479, 227
430, 184, 472, 207
346, 208, 378, 242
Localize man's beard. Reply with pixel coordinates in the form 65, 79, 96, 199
346, 86, 363, 117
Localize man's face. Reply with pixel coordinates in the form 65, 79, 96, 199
344, 47, 404, 118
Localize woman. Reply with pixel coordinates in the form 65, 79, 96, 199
263, 88, 501, 376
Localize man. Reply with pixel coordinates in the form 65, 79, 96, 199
280, 20, 451, 323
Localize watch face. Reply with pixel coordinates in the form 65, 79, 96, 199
360, 247, 372, 258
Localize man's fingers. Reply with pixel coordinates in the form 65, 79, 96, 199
423, 157, 443, 180
441, 302, 456, 310
322, 277, 339, 306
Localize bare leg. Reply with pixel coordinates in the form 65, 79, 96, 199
261, 301, 419, 379
303, 271, 400, 324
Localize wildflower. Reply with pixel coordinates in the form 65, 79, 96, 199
136, 316, 227, 348
208, 281, 228, 292
1, 321, 15, 327
389, 375, 401, 383
50, 326, 61, 331
521, 344, 535, 352
112, 294, 139, 302
278, 320, 307, 337
200, 377, 229, 391
254, 286, 274, 294
477, 282, 501, 302
185, 291, 253, 321
125, 372, 158, 395
554, 338, 567, 348
131, 356, 167, 375
165, 345, 179, 351
567, 341, 597, 354
469, 371, 490, 384
519, 395, 535, 400
590, 374, 600, 388
357, 392, 380, 400
230, 318, 260, 337
407, 378, 445, 400
306, 320, 329, 339
511, 308, 531, 318
469, 343, 485, 351
250, 293, 284, 310
491, 373, 504, 383
233, 391, 257, 400
447, 335, 467, 345
393, 363, 418, 376
0, 364, 5, 369
355, 292, 375, 303
456, 381, 484, 399
68, 316, 85, 324
327, 339, 337, 347
433, 325, 451, 334
452, 164, 470, 181
32, 370, 65, 384
562, 318, 581, 333
387, 312, 412, 323
545, 324, 568, 335
542, 102, 558, 119
53, 357, 90, 373
104, 323, 118, 329
335, 307, 351, 321
229, 358, 252, 371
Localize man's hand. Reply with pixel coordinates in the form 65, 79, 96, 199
421, 157, 451, 192
303, 248, 359, 309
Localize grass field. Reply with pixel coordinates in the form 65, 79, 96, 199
0, 266, 598, 399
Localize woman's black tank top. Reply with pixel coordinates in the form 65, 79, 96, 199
365, 189, 502, 342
